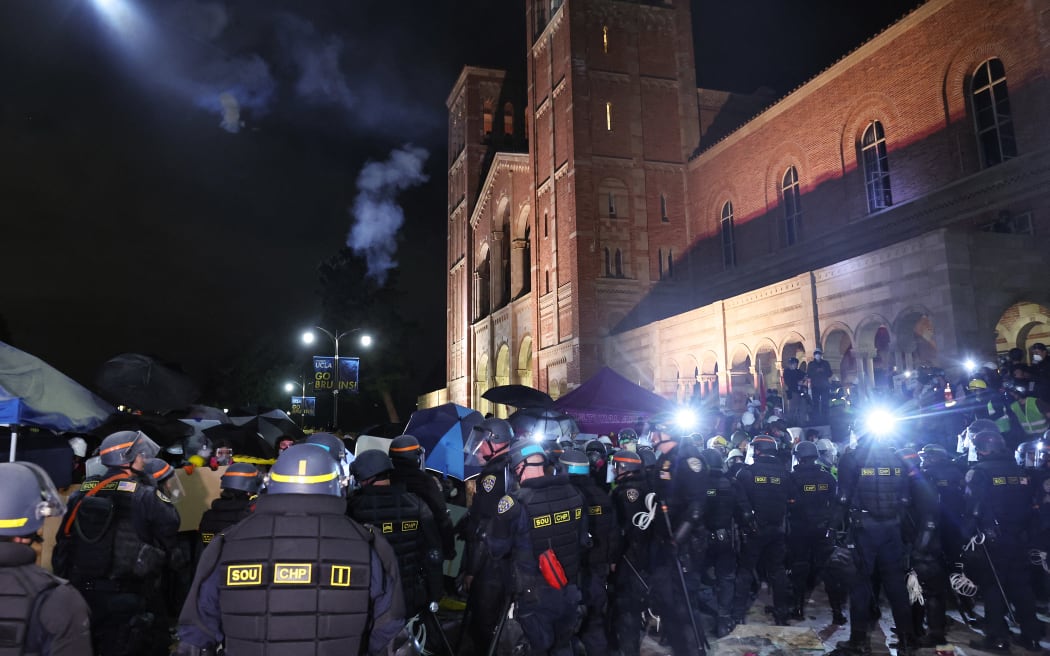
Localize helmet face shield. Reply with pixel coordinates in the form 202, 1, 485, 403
162, 472, 186, 502
129, 432, 162, 463
21, 462, 65, 522
463, 425, 493, 465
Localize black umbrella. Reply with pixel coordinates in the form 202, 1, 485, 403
90, 412, 195, 448
509, 407, 578, 441
202, 423, 276, 460
95, 354, 199, 413
482, 384, 554, 409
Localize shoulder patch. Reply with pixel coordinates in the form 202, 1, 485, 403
497, 495, 514, 514
686, 457, 703, 473
155, 489, 172, 503
626, 488, 640, 503
481, 475, 497, 493
117, 480, 137, 492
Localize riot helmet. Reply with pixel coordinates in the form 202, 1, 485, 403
706, 435, 729, 456
751, 435, 779, 456
508, 440, 547, 479
896, 447, 920, 472
611, 450, 643, 478
350, 449, 394, 483
0, 462, 65, 537
142, 458, 185, 501
559, 449, 591, 476
726, 448, 745, 464
220, 462, 263, 495
815, 438, 837, 464
972, 430, 1007, 459
700, 448, 726, 472
617, 428, 638, 450
636, 444, 657, 468
98, 430, 160, 468
918, 443, 948, 467
389, 434, 424, 468
794, 440, 819, 461
266, 444, 342, 496
463, 417, 515, 465
584, 440, 609, 470
306, 432, 351, 488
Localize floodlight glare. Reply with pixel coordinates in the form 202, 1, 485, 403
301, 331, 316, 345
675, 408, 699, 433
964, 359, 977, 373
864, 408, 898, 437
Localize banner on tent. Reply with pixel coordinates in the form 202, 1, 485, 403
290, 396, 316, 416
312, 357, 360, 393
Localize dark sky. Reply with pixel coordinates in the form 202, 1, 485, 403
0, 0, 919, 396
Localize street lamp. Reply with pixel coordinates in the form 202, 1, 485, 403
300, 327, 373, 428
284, 378, 308, 427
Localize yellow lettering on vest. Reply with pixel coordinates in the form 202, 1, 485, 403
382, 522, 394, 533
588, 505, 602, 515
201, 533, 214, 544
992, 477, 1006, 486
861, 468, 875, 476
878, 468, 891, 476
894, 468, 901, 476
330, 565, 352, 587
274, 563, 312, 584
707, 489, 717, 496
401, 520, 419, 532
804, 484, 816, 492
818, 483, 829, 491
1008, 477, 1019, 485
226, 564, 262, 586
755, 476, 768, 484
770, 477, 781, 485
575, 508, 582, 519
554, 511, 570, 524
533, 514, 552, 528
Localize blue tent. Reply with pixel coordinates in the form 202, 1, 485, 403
404, 402, 484, 480
0, 342, 114, 460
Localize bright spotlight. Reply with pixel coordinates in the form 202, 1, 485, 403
864, 408, 897, 437
284, 382, 295, 393
301, 331, 315, 345
964, 359, 977, 373
360, 334, 373, 348
675, 408, 699, 433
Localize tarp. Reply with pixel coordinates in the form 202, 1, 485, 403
552, 366, 675, 436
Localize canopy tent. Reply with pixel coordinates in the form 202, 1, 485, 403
551, 366, 674, 437
0, 341, 114, 460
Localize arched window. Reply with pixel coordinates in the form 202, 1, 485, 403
781, 166, 802, 245
603, 247, 611, 277
972, 58, 1017, 167
503, 102, 514, 137
720, 201, 735, 268
614, 249, 624, 278
861, 121, 892, 211
482, 99, 494, 140
660, 193, 668, 222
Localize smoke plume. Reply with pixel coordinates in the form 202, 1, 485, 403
348, 145, 430, 284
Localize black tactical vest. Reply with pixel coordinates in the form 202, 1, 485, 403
970, 457, 1033, 529
568, 474, 616, 567
472, 456, 509, 524
738, 456, 789, 528
198, 496, 252, 552
922, 461, 965, 521
702, 473, 737, 531
215, 495, 373, 656
517, 476, 585, 582
347, 485, 428, 616
0, 560, 59, 656
66, 476, 151, 584
852, 446, 906, 520
611, 477, 652, 567
789, 462, 836, 527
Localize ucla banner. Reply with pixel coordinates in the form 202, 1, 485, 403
290, 396, 316, 416
313, 356, 361, 393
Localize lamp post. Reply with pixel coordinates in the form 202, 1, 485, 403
301, 327, 373, 429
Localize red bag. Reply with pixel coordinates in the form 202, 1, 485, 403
538, 547, 568, 590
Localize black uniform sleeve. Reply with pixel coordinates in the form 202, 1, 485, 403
37, 583, 92, 656
368, 533, 407, 656
416, 500, 445, 604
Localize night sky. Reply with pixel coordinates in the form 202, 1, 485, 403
0, 0, 919, 399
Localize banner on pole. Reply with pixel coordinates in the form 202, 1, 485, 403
291, 396, 316, 416
312, 356, 361, 393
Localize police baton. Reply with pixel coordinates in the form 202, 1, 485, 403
660, 500, 709, 653
621, 554, 650, 594
486, 596, 514, 656
979, 538, 1019, 627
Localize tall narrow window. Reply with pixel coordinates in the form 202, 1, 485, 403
482, 99, 494, 139
602, 25, 609, 53
781, 166, 802, 245
861, 121, 892, 211
544, 211, 549, 238
658, 248, 664, 279
545, 269, 550, 293
614, 249, 624, 278
720, 201, 735, 269
503, 102, 514, 136
667, 249, 673, 278
607, 192, 617, 218
603, 248, 611, 277
972, 58, 1017, 167
605, 102, 612, 131
660, 193, 668, 222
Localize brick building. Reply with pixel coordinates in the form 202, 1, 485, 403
431, 0, 1050, 414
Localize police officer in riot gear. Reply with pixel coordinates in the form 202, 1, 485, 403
486, 440, 587, 656
53, 430, 178, 656
389, 433, 457, 561
304, 432, 352, 492
698, 448, 750, 637
347, 449, 444, 622
917, 442, 968, 629
176, 443, 405, 655
731, 435, 792, 627
964, 430, 1044, 653
560, 449, 618, 655
0, 462, 91, 656
833, 432, 914, 655
608, 450, 654, 656
460, 416, 517, 652
197, 462, 261, 555
788, 440, 846, 624
649, 421, 708, 655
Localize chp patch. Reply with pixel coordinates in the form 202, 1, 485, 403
497, 495, 515, 514
626, 488, 640, 503
686, 457, 703, 473
482, 475, 497, 493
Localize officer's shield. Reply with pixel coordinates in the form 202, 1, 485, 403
161, 472, 186, 503
463, 425, 492, 466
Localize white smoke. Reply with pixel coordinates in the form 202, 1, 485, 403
348, 145, 430, 284
277, 14, 356, 111
218, 92, 240, 132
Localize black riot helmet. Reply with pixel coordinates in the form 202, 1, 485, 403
220, 462, 263, 495
918, 443, 948, 467
611, 450, 644, 478
751, 434, 779, 456
389, 434, 424, 465
266, 444, 342, 496
464, 417, 515, 465
0, 462, 65, 537
559, 449, 591, 476
508, 440, 547, 479
793, 440, 819, 461
350, 449, 395, 483
973, 431, 1007, 459
700, 448, 726, 473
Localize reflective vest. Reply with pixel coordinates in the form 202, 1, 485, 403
1011, 397, 1048, 437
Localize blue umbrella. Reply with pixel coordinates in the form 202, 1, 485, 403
404, 402, 484, 480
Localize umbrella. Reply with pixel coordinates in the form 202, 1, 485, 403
178, 418, 223, 454
180, 405, 230, 423
403, 402, 485, 480
95, 353, 200, 413
482, 384, 554, 409
202, 423, 276, 460
228, 409, 304, 447
91, 412, 195, 448
509, 407, 578, 442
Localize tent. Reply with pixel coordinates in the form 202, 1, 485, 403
551, 366, 675, 436
0, 341, 114, 460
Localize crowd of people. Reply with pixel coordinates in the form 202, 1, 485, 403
5, 346, 1050, 655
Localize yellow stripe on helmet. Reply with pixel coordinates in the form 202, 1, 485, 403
268, 470, 338, 485
0, 517, 29, 528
